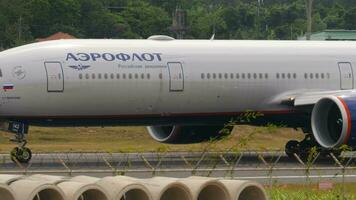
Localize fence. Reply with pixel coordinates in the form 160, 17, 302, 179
0, 151, 355, 185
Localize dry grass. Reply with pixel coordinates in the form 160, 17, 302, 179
268, 183, 356, 199
0, 125, 304, 153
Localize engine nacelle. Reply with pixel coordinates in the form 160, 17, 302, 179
311, 95, 356, 149
147, 125, 230, 144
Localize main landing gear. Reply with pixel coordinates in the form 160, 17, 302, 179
285, 134, 341, 160
8, 122, 32, 163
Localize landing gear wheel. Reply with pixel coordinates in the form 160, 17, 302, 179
11, 147, 32, 164
285, 140, 299, 158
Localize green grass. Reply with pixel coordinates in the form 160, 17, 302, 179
0, 125, 304, 153
268, 184, 356, 200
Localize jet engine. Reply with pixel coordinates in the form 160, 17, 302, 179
146, 125, 231, 144
311, 95, 356, 149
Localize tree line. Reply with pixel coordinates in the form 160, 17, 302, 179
1, 0, 356, 49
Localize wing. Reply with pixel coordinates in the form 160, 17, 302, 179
279, 89, 356, 106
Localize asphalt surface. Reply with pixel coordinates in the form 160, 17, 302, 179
0, 151, 355, 184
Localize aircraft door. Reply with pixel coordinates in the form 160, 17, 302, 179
168, 62, 184, 91
338, 62, 353, 90
44, 62, 64, 92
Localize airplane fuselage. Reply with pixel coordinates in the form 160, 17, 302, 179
0, 39, 353, 127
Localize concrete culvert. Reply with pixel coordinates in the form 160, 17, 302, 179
32, 188, 64, 200
131, 177, 193, 200
197, 183, 229, 200
238, 185, 267, 200
0, 174, 23, 200
58, 180, 110, 200
179, 177, 230, 200
97, 176, 153, 200
160, 185, 191, 200
10, 179, 65, 200
0, 186, 16, 200
119, 188, 150, 200
219, 180, 267, 200
77, 188, 108, 200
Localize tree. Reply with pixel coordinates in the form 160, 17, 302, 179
78, 0, 130, 38
0, 0, 32, 48
120, 1, 170, 38
344, 7, 356, 29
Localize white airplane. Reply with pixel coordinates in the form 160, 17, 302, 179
0, 35, 355, 163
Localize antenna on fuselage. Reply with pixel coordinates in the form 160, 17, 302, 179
210, 34, 215, 40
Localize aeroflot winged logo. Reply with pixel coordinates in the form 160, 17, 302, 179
68, 64, 91, 71
66, 52, 163, 62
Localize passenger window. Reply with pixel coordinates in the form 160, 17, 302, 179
79, 74, 83, 79
259, 73, 263, 79
98, 73, 102, 79
304, 73, 307, 79
310, 73, 313, 79
123, 74, 126, 79
224, 73, 228, 79
242, 73, 245, 79
201, 73, 205, 79
293, 73, 297, 79
104, 73, 108, 79
147, 74, 150, 79
230, 73, 234, 79
0, 69, 3, 77
236, 73, 240, 79
265, 73, 268, 79
315, 73, 319, 79
207, 73, 211, 79
276, 73, 280, 79
213, 73, 216, 79
135, 73, 139, 79
287, 73, 291, 79
129, 74, 132, 79
218, 73, 222, 79
158, 73, 162, 79
141, 74, 144, 79
247, 73, 251, 79
321, 73, 324, 79
282, 73, 285, 79
116, 73, 120, 79
110, 73, 114, 79
253, 73, 257, 79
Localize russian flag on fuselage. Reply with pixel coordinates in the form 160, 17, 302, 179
3, 83, 14, 91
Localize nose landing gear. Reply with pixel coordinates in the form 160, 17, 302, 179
8, 122, 32, 163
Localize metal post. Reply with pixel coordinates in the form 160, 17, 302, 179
305, 0, 314, 40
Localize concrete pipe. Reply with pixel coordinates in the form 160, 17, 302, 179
58, 176, 110, 200
9, 178, 65, 200
0, 175, 22, 200
219, 180, 267, 200
96, 176, 153, 200
127, 176, 193, 200
27, 174, 67, 184
178, 176, 230, 200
